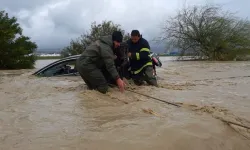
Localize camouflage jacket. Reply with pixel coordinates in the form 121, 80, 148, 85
77, 35, 119, 80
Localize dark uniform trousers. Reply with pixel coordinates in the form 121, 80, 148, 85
131, 65, 158, 86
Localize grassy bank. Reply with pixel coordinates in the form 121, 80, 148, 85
36, 56, 62, 60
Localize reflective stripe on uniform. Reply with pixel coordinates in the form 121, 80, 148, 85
135, 48, 150, 60
131, 61, 153, 74
136, 53, 140, 60
140, 48, 150, 52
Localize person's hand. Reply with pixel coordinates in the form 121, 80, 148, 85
116, 78, 126, 93
122, 78, 129, 85
128, 52, 132, 57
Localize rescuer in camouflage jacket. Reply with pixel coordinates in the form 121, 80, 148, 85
76, 31, 126, 94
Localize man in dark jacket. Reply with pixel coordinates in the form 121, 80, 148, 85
114, 42, 131, 80
76, 31, 126, 94
126, 30, 158, 86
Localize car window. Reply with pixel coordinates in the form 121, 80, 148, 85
41, 60, 78, 77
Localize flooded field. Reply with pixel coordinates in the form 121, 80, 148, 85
0, 57, 250, 150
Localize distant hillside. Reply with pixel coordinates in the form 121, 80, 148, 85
36, 49, 62, 53
151, 45, 165, 53
36, 44, 167, 54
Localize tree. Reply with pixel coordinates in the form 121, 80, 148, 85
160, 4, 250, 60
0, 10, 37, 69
61, 20, 130, 57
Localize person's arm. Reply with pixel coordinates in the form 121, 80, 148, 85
131, 40, 151, 60
120, 43, 129, 67
100, 44, 120, 81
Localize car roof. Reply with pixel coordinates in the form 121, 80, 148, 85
33, 55, 81, 75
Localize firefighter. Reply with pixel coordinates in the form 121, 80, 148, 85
76, 31, 126, 94
126, 30, 158, 86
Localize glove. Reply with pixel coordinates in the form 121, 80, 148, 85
116, 78, 126, 93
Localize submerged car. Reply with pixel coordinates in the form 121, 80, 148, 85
33, 55, 80, 77
33, 52, 163, 77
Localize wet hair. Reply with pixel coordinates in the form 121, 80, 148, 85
131, 30, 140, 37
112, 31, 123, 43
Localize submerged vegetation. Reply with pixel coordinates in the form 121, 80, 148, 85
60, 21, 130, 58
160, 4, 250, 61
0, 10, 37, 69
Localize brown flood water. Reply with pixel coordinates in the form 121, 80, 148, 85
0, 58, 250, 150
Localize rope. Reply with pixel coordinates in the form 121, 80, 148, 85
126, 88, 250, 131
220, 118, 250, 130
126, 89, 181, 107
192, 75, 250, 82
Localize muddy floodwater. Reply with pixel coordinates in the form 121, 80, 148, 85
1, 57, 250, 150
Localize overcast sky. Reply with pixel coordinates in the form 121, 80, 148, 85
1, 0, 249, 51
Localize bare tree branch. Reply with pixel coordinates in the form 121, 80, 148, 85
158, 4, 250, 60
